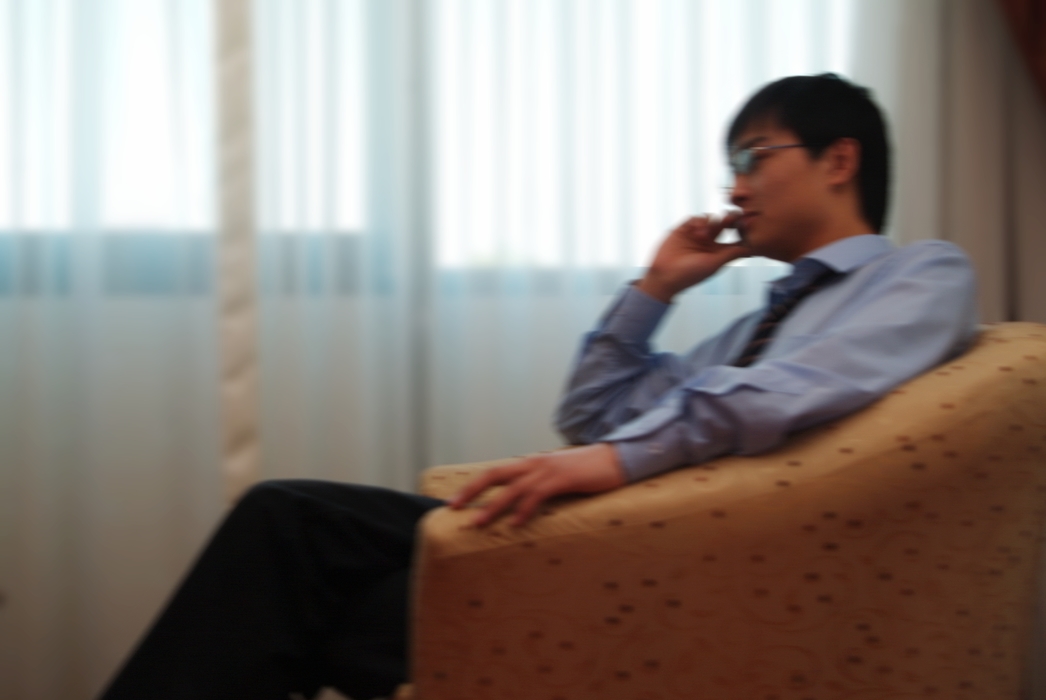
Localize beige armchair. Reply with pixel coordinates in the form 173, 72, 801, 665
404, 322, 1046, 700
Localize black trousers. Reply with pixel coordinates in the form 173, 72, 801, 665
98, 480, 445, 700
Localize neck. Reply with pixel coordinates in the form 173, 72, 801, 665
784, 185, 874, 261
789, 215, 872, 261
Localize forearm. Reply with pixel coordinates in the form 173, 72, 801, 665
606, 284, 978, 481
606, 366, 880, 481
554, 285, 687, 444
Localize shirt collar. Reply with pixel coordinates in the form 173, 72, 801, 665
770, 234, 891, 298
801, 233, 893, 273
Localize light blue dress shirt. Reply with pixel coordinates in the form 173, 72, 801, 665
555, 235, 979, 482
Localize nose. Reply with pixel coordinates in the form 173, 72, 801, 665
729, 174, 751, 208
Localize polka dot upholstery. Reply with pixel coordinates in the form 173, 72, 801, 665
405, 323, 1046, 700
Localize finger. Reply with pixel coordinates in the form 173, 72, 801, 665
471, 478, 531, 527
509, 481, 559, 527
681, 216, 717, 244
450, 465, 523, 509
707, 211, 743, 238
472, 468, 547, 527
451, 472, 504, 509
720, 209, 743, 229
717, 243, 750, 261
676, 215, 709, 237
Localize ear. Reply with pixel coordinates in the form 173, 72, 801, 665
822, 137, 861, 188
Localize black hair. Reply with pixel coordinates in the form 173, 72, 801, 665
726, 73, 891, 233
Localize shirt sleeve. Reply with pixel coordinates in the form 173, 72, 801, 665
555, 242, 979, 482
553, 281, 758, 452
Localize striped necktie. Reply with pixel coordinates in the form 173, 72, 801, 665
732, 259, 839, 368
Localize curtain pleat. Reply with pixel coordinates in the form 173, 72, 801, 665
216, 0, 261, 500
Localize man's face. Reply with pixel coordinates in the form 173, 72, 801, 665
728, 121, 832, 263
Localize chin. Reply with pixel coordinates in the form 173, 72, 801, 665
748, 244, 789, 262
738, 235, 768, 259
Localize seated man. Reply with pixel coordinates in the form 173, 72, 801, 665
98, 74, 977, 700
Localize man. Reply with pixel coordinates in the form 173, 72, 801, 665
453, 73, 975, 525
99, 74, 976, 700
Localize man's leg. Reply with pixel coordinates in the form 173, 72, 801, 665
98, 480, 444, 700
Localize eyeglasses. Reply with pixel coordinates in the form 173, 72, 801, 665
728, 143, 807, 176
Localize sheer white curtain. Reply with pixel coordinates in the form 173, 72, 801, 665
253, 0, 854, 488
252, 0, 429, 489
0, 1, 221, 699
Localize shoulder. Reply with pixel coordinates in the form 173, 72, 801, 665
889, 239, 972, 265
867, 239, 975, 283
896, 239, 969, 256
824, 238, 978, 322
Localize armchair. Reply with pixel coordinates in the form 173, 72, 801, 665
405, 323, 1046, 700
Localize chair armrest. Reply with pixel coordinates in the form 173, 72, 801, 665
418, 458, 519, 501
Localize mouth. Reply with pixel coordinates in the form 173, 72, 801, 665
735, 212, 758, 241
738, 212, 759, 228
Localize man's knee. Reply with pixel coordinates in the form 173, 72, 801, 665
231, 479, 375, 523
228, 479, 310, 525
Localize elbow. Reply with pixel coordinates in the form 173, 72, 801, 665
553, 405, 597, 445
554, 394, 636, 445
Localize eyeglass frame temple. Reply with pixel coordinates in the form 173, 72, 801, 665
729, 143, 807, 175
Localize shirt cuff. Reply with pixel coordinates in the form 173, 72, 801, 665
609, 430, 690, 482
599, 283, 671, 345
